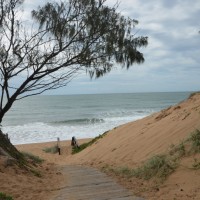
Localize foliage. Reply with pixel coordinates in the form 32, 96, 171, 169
102, 155, 176, 181
72, 131, 108, 154
188, 129, 200, 153
20, 152, 44, 177
0, 192, 13, 200
169, 129, 200, 157
43, 145, 58, 154
22, 152, 44, 164
113, 167, 134, 178
103, 129, 200, 182
0, 130, 43, 178
132, 155, 176, 180
0, 130, 26, 165
131, 129, 200, 180
30, 168, 42, 178
192, 158, 200, 170
177, 142, 186, 156
169, 142, 186, 159
0, 0, 147, 123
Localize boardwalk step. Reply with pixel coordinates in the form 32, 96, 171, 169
53, 165, 144, 200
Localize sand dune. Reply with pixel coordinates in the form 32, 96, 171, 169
68, 93, 200, 168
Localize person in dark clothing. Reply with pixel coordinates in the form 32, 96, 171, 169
71, 136, 79, 148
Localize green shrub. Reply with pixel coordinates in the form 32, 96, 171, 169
72, 143, 90, 154
176, 142, 186, 157
22, 152, 44, 164
30, 169, 42, 177
102, 129, 200, 183
114, 167, 134, 178
72, 131, 108, 154
169, 142, 186, 159
0, 131, 26, 166
133, 155, 176, 180
43, 145, 58, 154
192, 158, 200, 170
0, 192, 13, 200
106, 155, 176, 181
189, 129, 200, 153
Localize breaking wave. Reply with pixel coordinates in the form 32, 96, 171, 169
50, 118, 105, 125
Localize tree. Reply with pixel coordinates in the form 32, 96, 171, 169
0, 0, 147, 124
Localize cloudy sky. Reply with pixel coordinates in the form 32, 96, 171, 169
23, 0, 200, 94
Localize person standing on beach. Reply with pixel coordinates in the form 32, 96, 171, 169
71, 136, 79, 148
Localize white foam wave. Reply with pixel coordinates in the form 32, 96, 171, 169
3, 108, 151, 144
2, 113, 149, 145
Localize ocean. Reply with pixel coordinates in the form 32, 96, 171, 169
1, 92, 191, 145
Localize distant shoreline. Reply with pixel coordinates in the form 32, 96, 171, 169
15, 138, 91, 147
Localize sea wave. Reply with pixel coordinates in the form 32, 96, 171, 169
50, 118, 105, 125
2, 121, 111, 145
2, 109, 153, 145
3, 113, 148, 145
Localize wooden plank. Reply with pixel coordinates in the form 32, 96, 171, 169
53, 165, 145, 200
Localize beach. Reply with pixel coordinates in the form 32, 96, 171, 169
1, 92, 200, 199
16, 139, 91, 165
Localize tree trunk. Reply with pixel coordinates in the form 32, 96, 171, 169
0, 98, 16, 124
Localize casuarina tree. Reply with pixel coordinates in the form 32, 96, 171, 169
0, 0, 147, 152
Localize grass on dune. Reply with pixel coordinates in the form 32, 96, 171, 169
72, 131, 109, 154
21, 152, 44, 164
132, 155, 176, 180
0, 192, 13, 200
109, 155, 176, 181
102, 129, 200, 182
43, 145, 59, 154
20, 152, 44, 177
188, 129, 200, 153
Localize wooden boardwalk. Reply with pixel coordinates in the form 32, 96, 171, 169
54, 165, 144, 200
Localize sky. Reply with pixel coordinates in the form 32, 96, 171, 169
23, 0, 200, 94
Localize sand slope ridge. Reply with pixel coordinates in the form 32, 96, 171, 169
69, 92, 200, 168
